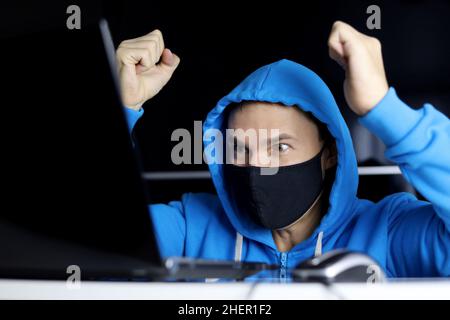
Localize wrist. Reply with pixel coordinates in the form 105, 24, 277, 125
124, 101, 144, 111
354, 84, 389, 116
357, 87, 421, 147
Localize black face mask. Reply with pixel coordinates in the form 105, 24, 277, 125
224, 146, 326, 230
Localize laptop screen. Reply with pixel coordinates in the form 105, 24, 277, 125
0, 20, 162, 279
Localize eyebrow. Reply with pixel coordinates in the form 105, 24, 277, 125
232, 133, 297, 147
276, 133, 297, 142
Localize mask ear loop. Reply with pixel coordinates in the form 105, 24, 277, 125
318, 142, 327, 157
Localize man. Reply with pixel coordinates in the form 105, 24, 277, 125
116, 21, 449, 278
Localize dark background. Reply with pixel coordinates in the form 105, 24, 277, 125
1, 0, 449, 203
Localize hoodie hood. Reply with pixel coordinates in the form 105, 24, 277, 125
203, 59, 359, 251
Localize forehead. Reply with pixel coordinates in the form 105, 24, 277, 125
227, 101, 318, 135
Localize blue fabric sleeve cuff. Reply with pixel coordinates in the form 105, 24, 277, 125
357, 87, 422, 147
124, 106, 144, 131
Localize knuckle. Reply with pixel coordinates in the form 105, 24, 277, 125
117, 41, 128, 49
145, 49, 152, 60
147, 39, 158, 51
151, 29, 164, 45
332, 20, 344, 29
370, 37, 382, 48
151, 29, 163, 38
116, 46, 126, 56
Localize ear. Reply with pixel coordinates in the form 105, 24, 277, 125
323, 140, 337, 170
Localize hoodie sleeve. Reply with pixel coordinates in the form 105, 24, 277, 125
123, 107, 187, 257
124, 107, 144, 132
358, 87, 450, 277
149, 200, 186, 258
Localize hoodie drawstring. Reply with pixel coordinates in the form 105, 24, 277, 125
234, 230, 323, 262
314, 231, 324, 257
206, 232, 242, 283
226, 230, 324, 283
234, 232, 243, 262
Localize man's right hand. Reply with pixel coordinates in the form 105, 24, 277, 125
116, 30, 180, 110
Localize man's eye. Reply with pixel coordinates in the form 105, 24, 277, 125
278, 143, 290, 153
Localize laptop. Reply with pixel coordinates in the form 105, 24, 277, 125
0, 19, 276, 281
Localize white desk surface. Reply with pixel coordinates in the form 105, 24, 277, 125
0, 279, 449, 300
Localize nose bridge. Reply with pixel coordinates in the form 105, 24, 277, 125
234, 128, 275, 167
251, 147, 274, 167
249, 136, 265, 166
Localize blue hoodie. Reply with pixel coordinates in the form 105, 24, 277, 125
126, 59, 450, 279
